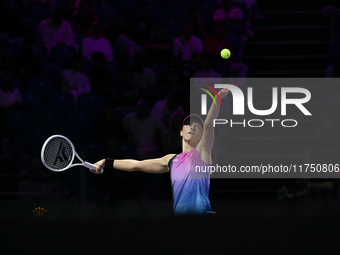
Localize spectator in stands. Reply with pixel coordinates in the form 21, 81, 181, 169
158, 51, 191, 101
323, 3, 340, 50
214, 0, 245, 25
317, 90, 340, 145
41, 0, 57, 11
131, 54, 156, 89
82, 22, 113, 62
14, 46, 42, 77
88, 51, 113, 94
298, 94, 340, 203
105, 12, 127, 46
61, 0, 78, 28
162, 51, 191, 86
61, 54, 90, 102
204, 23, 235, 61
0, 70, 22, 108
161, 69, 188, 98
325, 58, 340, 78
315, 91, 340, 162
144, 23, 171, 62
214, 0, 253, 56
5, 7, 35, 46
162, 112, 185, 155
113, 34, 142, 67
90, 107, 129, 201
0, 7, 28, 53
278, 180, 338, 201
323, 4, 340, 21
194, 55, 230, 112
0, 33, 22, 54
100, 136, 135, 201
0, 0, 11, 34
113, 3, 153, 66
126, 2, 154, 48
204, 23, 248, 90
123, 99, 167, 159
173, 21, 203, 62
324, 58, 340, 105
91, 107, 127, 144
194, 54, 222, 80
74, 0, 95, 34
37, 7, 77, 55
307, 94, 340, 205
188, 5, 208, 40
150, 92, 186, 126
115, 68, 141, 108
0, 43, 10, 70
240, 0, 264, 22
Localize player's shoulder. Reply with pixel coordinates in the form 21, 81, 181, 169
82, 36, 91, 42
191, 35, 202, 42
61, 20, 72, 27
195, 145, 212, 164
162, 154, 177, 164
173, 37, 181, 43
143, 67, 155, 75
40, 19, 48, 24
124, 112, 137, 120
38, 19, 49, 28
204, 36, 215, 43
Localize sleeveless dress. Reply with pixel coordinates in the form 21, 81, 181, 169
169, 148, 214, 215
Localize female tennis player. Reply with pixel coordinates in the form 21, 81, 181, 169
91, 88, 230, 214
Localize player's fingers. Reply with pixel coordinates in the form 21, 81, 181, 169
89, 166, 101, 174
95, 166, 104, 174
219, 88, 229, 98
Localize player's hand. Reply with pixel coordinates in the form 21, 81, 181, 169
218, 88, 230, 99
90, 159, 105, 174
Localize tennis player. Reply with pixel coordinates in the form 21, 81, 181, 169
91, 88, 230, 214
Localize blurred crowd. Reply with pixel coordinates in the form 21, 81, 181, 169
0, 0, 258, 201
1, 0, 339, 205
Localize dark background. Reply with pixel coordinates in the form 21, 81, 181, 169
1, 0, 340, 252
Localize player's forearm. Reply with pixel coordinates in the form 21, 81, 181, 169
112, 159, 140, 172
103, 156, 169, 174
205, 95, 221, 129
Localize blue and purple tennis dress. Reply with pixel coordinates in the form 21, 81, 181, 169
168, 148, 214, 215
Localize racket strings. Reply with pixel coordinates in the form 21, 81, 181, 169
43, 137, 74, 170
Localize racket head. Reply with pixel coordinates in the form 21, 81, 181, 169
41, 135, 76, 172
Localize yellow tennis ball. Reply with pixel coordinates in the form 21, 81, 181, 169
220, 49, 231, 59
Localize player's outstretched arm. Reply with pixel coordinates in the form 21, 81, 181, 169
200, 88, 229, 152
90, 154, 175, 174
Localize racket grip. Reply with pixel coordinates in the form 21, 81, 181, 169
83, 161, 104, 173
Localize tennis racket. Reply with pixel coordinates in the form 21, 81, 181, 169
41, 135, 103, 173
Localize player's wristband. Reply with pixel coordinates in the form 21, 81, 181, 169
105, 158, 115, 170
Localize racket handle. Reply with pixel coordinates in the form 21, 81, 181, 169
83, 161, 104, 173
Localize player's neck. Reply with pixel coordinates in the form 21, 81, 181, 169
182, 139, 197, 153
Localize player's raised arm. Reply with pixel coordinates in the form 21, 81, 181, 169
90, 154, 175, 174
200, 88, 229, 152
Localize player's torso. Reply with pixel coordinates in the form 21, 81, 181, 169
170, 149, 212, 214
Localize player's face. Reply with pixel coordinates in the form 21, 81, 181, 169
181, 121, 203, 144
